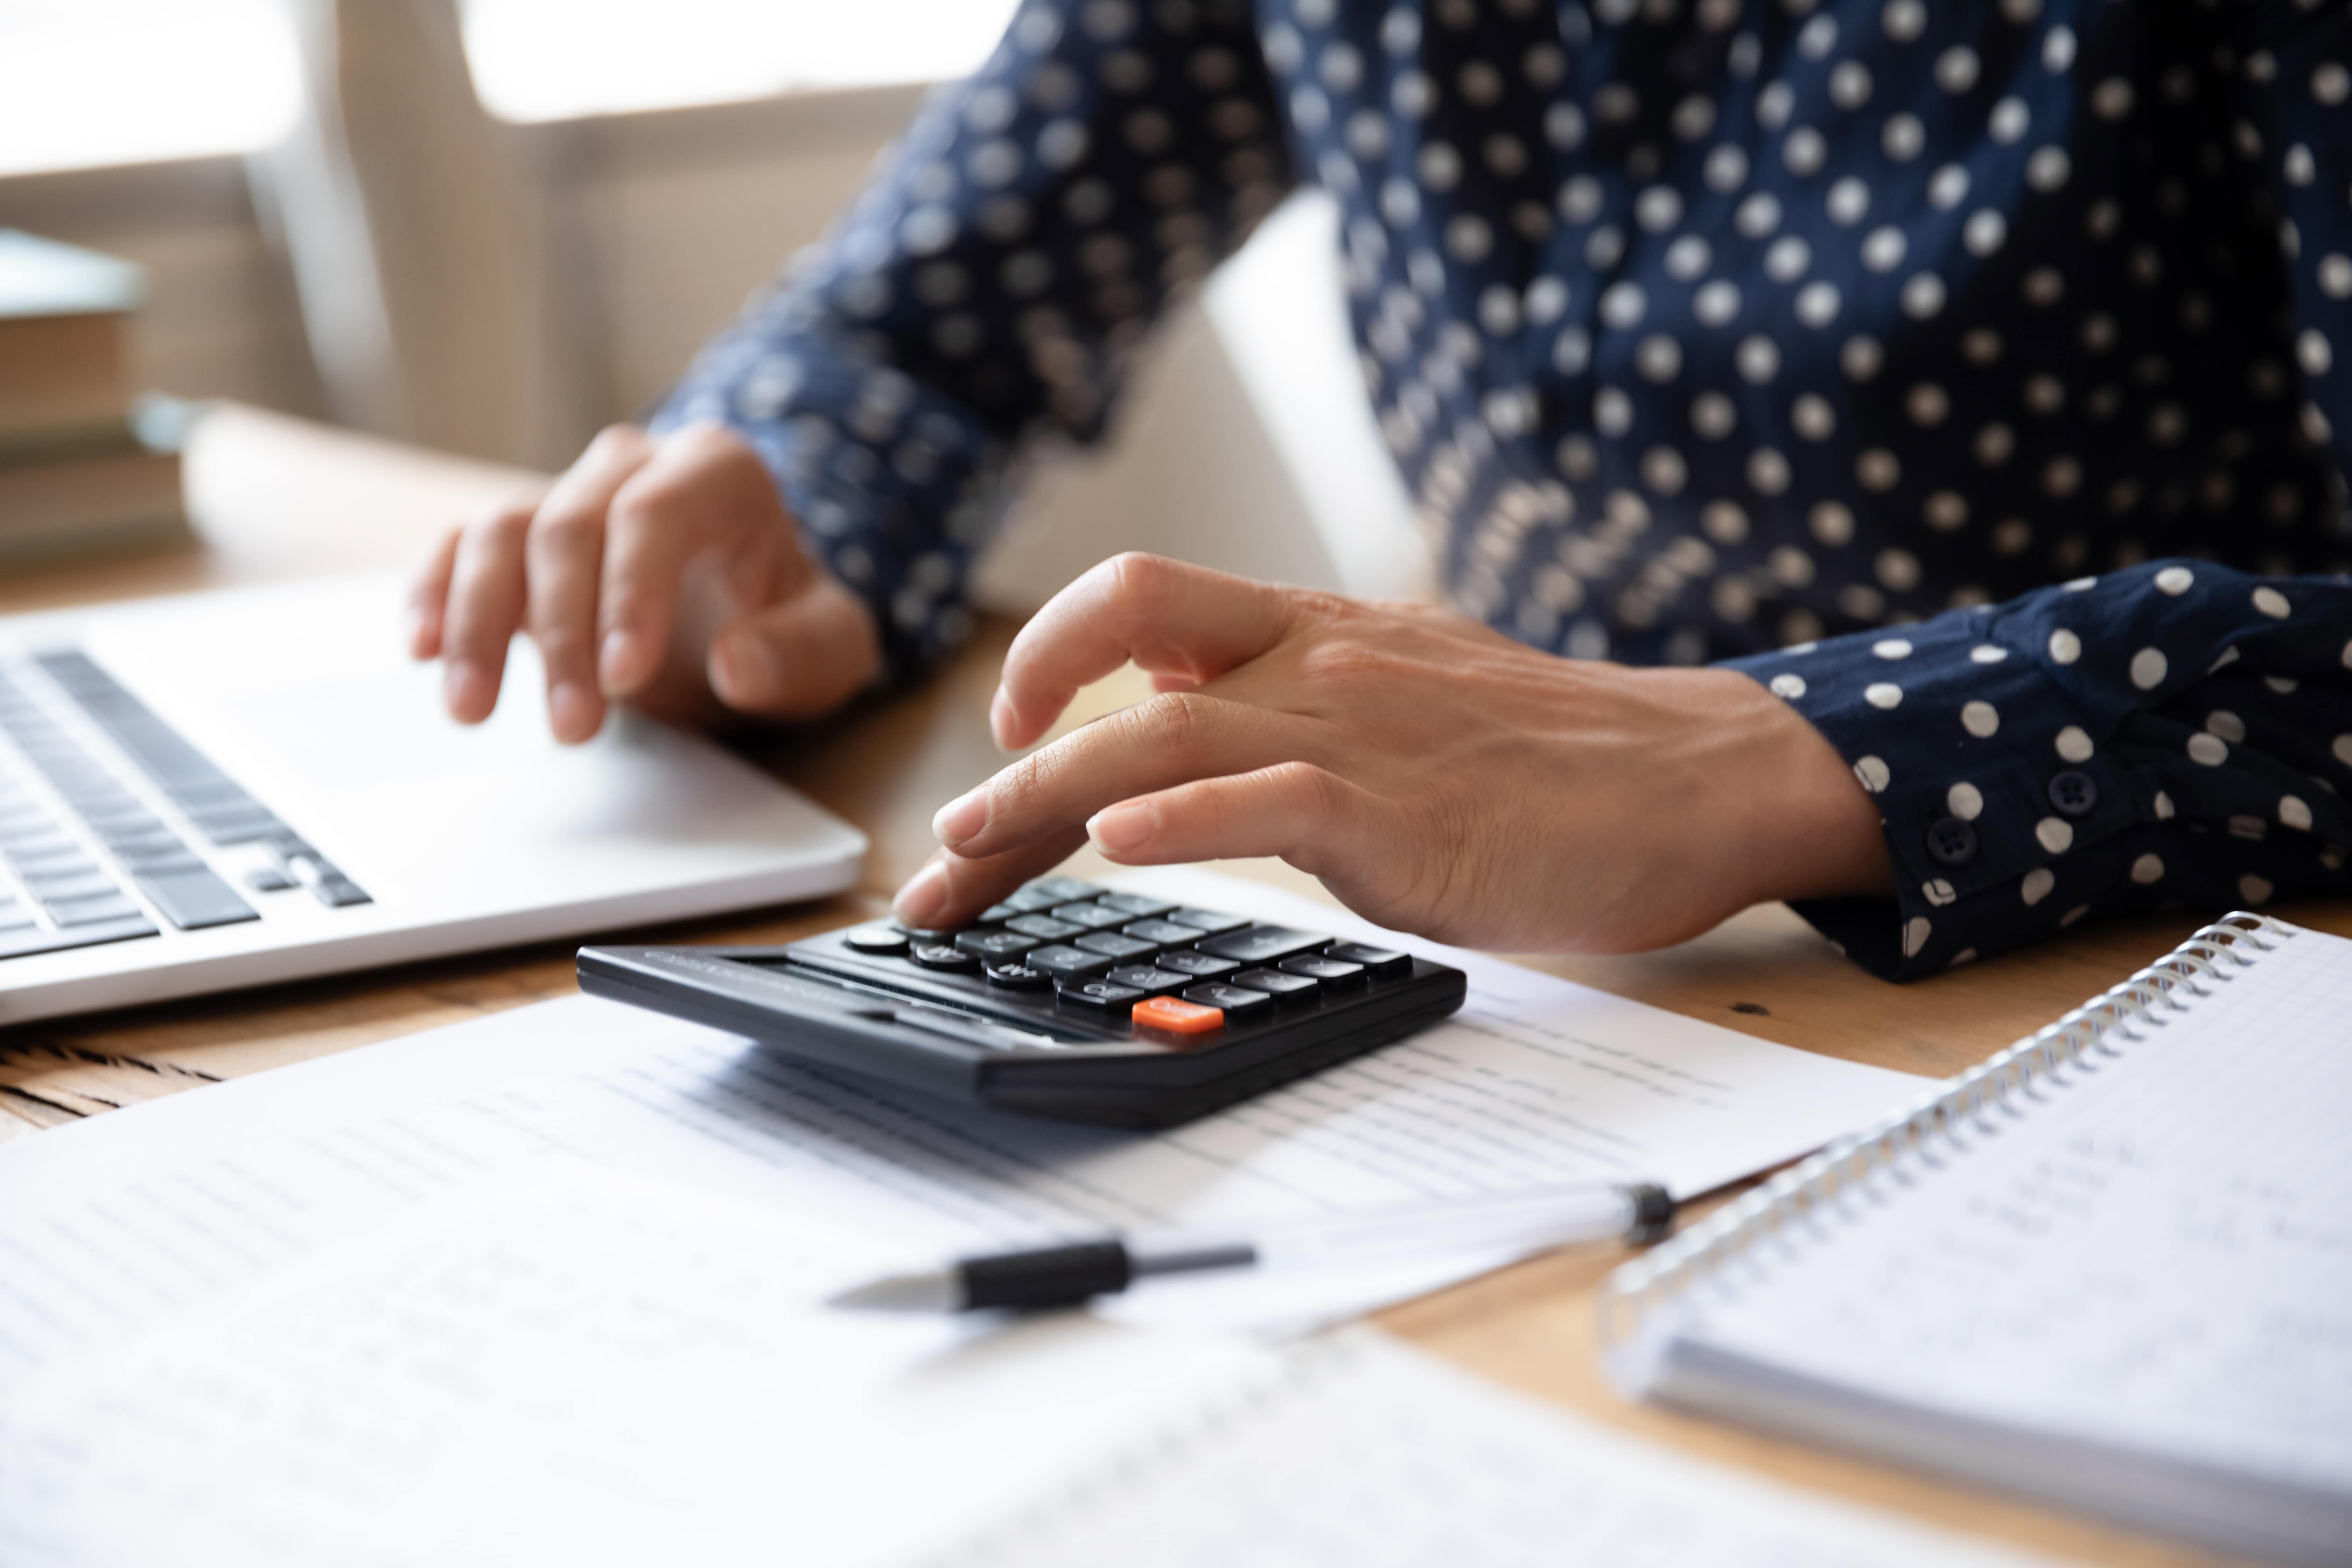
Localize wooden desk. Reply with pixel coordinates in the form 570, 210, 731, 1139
4, 404, 2323, 1567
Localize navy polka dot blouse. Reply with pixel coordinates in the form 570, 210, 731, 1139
654, 0, 2352, 979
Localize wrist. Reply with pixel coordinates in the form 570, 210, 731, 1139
1712, 671, 1895, 907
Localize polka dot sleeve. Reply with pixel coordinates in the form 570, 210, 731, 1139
1728, 563, 2352, 980
651, 0, 1296, 685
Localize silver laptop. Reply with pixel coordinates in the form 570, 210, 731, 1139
0, 573, 866, 1024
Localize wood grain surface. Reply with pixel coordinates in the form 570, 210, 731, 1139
4, 404, 2327, 1567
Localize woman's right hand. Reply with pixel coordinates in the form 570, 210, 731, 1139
407, 420, 881, 741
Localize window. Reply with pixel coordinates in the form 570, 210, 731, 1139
0, 0, 302, 178
458, 0, 1022, 122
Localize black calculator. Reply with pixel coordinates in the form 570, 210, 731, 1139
576, 876, 1466, 1128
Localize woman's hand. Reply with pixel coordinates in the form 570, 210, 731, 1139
892, 554, 1891, 953
407, 421, 880, 740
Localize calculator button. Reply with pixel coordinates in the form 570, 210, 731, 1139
984, 961, 1054, 991
1024, 944, 1118, 980
1231, 966, 1321, 1001
1003, 886, 1067, 913
1007, 913, 1085, 941
911, 943, 981, 973
1028, 876, 1106, 901
1166, 908, 1250, 934
976, 903, 1021, 924
1155, 950, 1239, 980
1323, 941, 1410, 979
1182, 983, 1272, 1022
894, 922, 960, 944
1279, 955, 1366, 986
1058, 979, 1146, 1016
1097, 892, 1177, 917
1120, 918, 1199, 946
843, 926, 911, 956
955, 929, 1042, 961
1049, 901, 1130, 930
1074, 931, 1158, 962
1132, 996, 1225, 1034
1195, 926, 1331, 965
1105, 965, 1191, 996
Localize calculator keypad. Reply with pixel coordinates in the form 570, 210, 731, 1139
824, 880, 1423, 1041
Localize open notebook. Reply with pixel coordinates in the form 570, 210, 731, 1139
1604, 913, 2352, 1568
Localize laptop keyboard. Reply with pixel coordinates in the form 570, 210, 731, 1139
0, 652, 371, 962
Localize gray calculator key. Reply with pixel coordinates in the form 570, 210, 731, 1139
1022, 944, 1116, 981
1195, 926, 1331, 965
1166, 908, 1250, 934
1231, 966, 1321, 1000
1006, 913, 1085, 941
1049, 901, 1129, 930
976, 903, 1021, 924
1073, 931, 1157, 962
1156, 950, 1239, 980
844, 926, 911, 955
136, 868, 260, 931
1182, 983, 1273, 1022
1105, 965, 1190, 997
1096, 892, 1177, 918
1120, 918, 1199, 946
912, 943, 981, 973
1028, 876, 1106, 901
1058, 979, 1145, 1015
955, 929, 1042, 961
983, 961, 1054, 991
1279, 954, 1366, 986
1324, 941, 1411, 979
1002, 886, 1066, 913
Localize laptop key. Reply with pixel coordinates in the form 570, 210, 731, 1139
136, 868, 260, 931
0, 916, 159, 960
245, 866, 297, 894
312, 876, 373, 909
48, 893, 143, 926
24, 869, 117, 904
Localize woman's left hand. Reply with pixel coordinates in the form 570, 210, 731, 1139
891, 554, 1891, 953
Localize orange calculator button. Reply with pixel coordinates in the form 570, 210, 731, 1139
1130, 996, 1224, 1034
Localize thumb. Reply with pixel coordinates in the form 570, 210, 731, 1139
707, 575, 882, 721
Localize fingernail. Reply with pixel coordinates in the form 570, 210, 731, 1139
893, 859, 949, 925
444, 660, 486, 720
550, 680, 598, 743
713, 629, 781, 708
932, 787, 988, 849
1087, 802, 1155, 855
599, 630, 644, 694
988, 687, 1016, 748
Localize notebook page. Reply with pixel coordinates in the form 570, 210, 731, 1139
932, 1332, 2064, 1568
1665, 924, 2352, 1496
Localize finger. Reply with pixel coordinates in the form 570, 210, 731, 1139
991, 553, 1306, 750
405, 524, 462, 660
439, 499, 537, 724
708, 575, 881, 721
933, 690, 1316, 861
597, 423, 783, 698
1086, 762, 1392, 880
891, 831, 1089, 931
525, 427, 655, 743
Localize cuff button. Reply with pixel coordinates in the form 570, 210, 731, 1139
2047, 770, 2098, 817
1926, 816, 1980, 867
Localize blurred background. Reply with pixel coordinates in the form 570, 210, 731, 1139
0, 0, 1430, 610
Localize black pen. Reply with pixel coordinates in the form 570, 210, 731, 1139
828, 1180, 1675, 1312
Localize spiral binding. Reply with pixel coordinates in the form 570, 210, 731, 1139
1597, 911, 2300, 1358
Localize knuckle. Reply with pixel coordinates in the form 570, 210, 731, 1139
1129, 689, 1212, 753
585, 423, 647, 462
1100, 551, 1176, 609
474, 503, 535, 551
1294, 636, 1388, 690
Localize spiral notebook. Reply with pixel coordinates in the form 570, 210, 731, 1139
1603, 914, 2352, 1568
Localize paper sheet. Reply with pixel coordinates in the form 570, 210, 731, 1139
933, 1330, 2066, 1568
0, 867, 1923, 1562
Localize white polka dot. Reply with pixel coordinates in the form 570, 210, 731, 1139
2253, 586, 2292, 619
1853, 755, 1891, 793
2054, 726, 2094, 763
1769, 672, 1807, 699
2154, 790, 2175, 820
2154, 565, 2194, 595
2282, 795, 2314, 831
2130, 853, 2164, 884
2335, 736, 2352, 770
2020, 867, 2054, 905
1861, 639, 1910, 664
2047, 629, 2080, 664
1902, 916, 1932, 958
2129, 648, 2168, 690
1860, 226, 1906, 272
1934, 46, 1979, 93
2035, 817, 2074, 854
2239, 874, 2274, 906
2206, 710, 2247, 744
1961, 701, 1999, 738
1864, 682, 1903, 710
2060, 905, 2090, 927
1969, 644, 2008, 664
2188, 732, 2229, 766
1948, 781, 1984, 820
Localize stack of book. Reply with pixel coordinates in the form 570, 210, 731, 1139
0, 229, 191, 564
